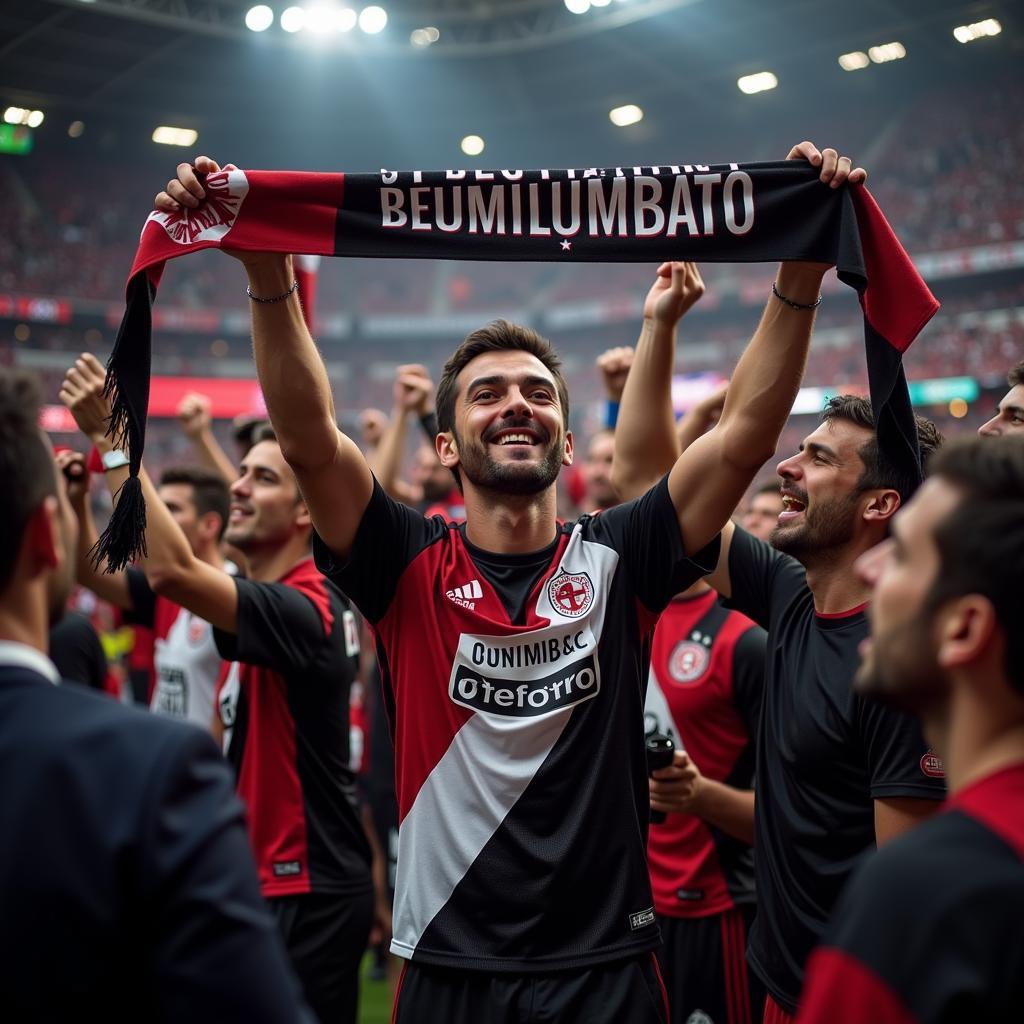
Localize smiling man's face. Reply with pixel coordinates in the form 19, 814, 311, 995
446, 349, 572, 497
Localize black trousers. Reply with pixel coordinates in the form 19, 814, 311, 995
656, 906, 766, 1024
269, 889, 374, 1024
393, 953, 669, 1024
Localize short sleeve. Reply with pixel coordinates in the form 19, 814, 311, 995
725, 525, 806, 631
731, 624, 767, 737
123, 567, 158, 628
590, 475, 720, 615
213, 577, 327, 675
313, 477, 441, 624
858, 698, 946, 800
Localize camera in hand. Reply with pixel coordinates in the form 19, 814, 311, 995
646, 732, 675, 825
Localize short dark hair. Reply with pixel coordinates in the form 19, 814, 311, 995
925, 436, 1024, 695
0, 370, 57, 594
1008, 360, 1024, 388
233, 417, 272, 453
158, 466, 231, 540
436, 320, 570, 436
821, 394, 943, 504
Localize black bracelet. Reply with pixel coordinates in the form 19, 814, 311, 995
772, 280, 822, 311
246, 279, 299, 304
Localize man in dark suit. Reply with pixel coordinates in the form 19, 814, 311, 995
0, 367, 312, 1022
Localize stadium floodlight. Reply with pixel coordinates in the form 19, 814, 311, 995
838, 51, 870, 71
411, 27, 440, 47
244, 5, 273, 31
306, 4, 335, 34
359, 6, 387, 33
564, 0, 591, 13
953, 19, 1001, 44
280, 6, 306, 32
152, 126, 199, 147
461, 134, 485, 156
3, 107, 44, 126
867, 42, 906, 63
335, 7, 357, 31
609, 104, 643, 127
737, 72, 778, 95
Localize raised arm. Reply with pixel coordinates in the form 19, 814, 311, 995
176, 392, 237, 486
370, 364, 435, 503
54, 448, 134, 611
673, 146, 863, 583
611, 261, 706, 500
60, 354, 238, 632
156, 157, 373, 558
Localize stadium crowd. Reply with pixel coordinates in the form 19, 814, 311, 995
1, 118, 1023, 1024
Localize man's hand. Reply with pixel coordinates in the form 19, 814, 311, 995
643, 261, 705, 327
59, 353, 112, 444
596, 346, 634, 402
155, 156, 284, 272
393, 364, 434, 417
359, 408, 389, 451
55, 449, 90, 509
177, 392, 213, 439
786, 140, 867, 189
649, 750, 705, 816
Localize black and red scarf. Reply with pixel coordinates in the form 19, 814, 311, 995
100, 160, 938, 568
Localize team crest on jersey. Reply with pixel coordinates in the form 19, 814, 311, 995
668, 637, 710, 684
188, 616, 207, 646
547, 570, 594, 618
920, 751, 945, 778
146, 165, 249, 246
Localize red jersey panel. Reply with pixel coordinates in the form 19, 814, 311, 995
645, 589, 765, 918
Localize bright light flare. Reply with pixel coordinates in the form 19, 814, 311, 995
152, 126, 199, 147
359, 6, 387, 33
461, 134, 485, 157
953, 19, 1001, 43
280, 6, 305, 32
838, 51, 869, 71
609, 104, 643, 127
244, 5, 273, 31
868, 42, 906, 63
737, 71, 778, 95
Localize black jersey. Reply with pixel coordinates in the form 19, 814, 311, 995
314, 475, 717, 972
213, 558, 371, 899
799, 763, 1024, 1023
725, 527, 945, 1014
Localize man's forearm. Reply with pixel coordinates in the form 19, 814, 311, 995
612, 319, 679, 501
244, 257, 339, 470
715, 264, 823, 470
189, 428, 236, 486
72, 494, 133, 610
370, 408, 410, 496
691, 781, 755, 845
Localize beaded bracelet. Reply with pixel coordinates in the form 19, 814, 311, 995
772, 280, 822, 311
246, 279, 299, 304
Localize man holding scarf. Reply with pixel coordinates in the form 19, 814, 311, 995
151, 142, 862, 1023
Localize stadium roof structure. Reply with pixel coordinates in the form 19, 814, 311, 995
0, 0, 1018, 168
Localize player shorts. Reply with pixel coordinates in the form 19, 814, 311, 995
392, 952, 669, 1024
656, 905, 765, 1024
269, 888, 374, 1024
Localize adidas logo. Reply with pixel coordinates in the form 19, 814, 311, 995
446, 579, 483, 609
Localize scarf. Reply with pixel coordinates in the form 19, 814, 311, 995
100, 159, 938, 569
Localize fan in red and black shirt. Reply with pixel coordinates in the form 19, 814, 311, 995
607, 182, 945, 1024
799, 436, 1024, 1024
60, 357, 374, 1024
150, 141, 855, 1024
644, 580, 767, 1024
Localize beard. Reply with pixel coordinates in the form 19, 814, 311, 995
855, 606, 948, 715
770, 490, 861, 564
455, 419, 564, 496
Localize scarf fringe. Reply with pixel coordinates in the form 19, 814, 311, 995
91, 475, 148, 574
